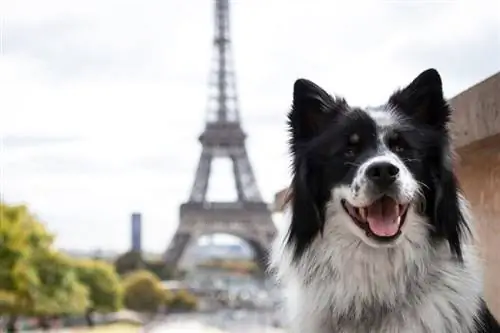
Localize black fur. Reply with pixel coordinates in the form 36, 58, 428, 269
476, 301, 500, 333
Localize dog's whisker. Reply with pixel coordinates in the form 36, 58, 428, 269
344, 161, 361, 167
416, 180, 430, 191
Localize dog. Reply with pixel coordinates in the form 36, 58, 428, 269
269, 69, 500, 333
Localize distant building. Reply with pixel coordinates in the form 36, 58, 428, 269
60, 249, 119, 262
131, 212, 142, 252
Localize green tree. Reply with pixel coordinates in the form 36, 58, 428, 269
0, 203, 91, 331
74, 258, 123, 326
169, 289, 198, 312
30, 250, 89, 316
144, 260, 185, 281
197, 258, 260, 275
122, 270, 168, 313
0, 204, 44, 319
114, 251, 144, 275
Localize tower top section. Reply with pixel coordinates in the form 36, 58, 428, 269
205, 0, 241, 124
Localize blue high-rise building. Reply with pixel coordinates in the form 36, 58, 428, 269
131, 213, 142, 252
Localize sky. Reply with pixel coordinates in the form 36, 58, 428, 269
1, 0, 499, 253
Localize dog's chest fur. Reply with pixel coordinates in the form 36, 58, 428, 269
274, 217, 483, 333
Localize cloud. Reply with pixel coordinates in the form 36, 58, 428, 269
2, 0, 499, 252
2, 135, 81, 149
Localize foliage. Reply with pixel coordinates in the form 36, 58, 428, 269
197, 258, 260, 275
113, 251, 144, 276
122, 270, 169, 313
0, 203, 92, 318
144, 260, 173, 280
74, 258, 123, 313
0, 290, 16, 311
30, 250, 89, 315
168, 289, 198, 311
71, 322, 141, 333
0, 203, 50, 314
114, 251, 185, 281
0, 201, 199, 322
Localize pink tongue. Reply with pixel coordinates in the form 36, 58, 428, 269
366, 197, 400, 237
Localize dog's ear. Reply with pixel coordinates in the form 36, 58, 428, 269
389, 68, 451, 130
288, 79, 344, 145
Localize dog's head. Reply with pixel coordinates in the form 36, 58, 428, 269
287, 69, 468, 259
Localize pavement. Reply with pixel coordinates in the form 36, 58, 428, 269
145, 310, 286, 333
147, 321, 284, 333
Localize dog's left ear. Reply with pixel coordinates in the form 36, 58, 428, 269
389, 68, 450, 130
288, 79, 344, 146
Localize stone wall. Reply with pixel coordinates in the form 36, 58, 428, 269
452, 72, 500, 317
456, 136, 500, 317
449, 72, 500, 147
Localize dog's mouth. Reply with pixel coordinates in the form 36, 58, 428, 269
341, 196, 409, 242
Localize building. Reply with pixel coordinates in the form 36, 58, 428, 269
131, 212, 142, 252
273, 71, 500, 316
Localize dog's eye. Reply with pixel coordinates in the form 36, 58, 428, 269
388, 133, 407, 153
348, 133, 360, 145
344, 133, 360, 157
394, 145, 404, 153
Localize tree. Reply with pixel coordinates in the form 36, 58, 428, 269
114, 251, 144, 276
169, 289, 198, 312
0, 204, 46, 324
122, 270, 169, 313
0, 290, 17, 313
74, 258, 123, 326
0, 203, 90, 331
144, 260, 185, 281
30, 250, 89, 316
197, 258, 260, 275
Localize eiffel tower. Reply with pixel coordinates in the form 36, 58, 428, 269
164, 0, 276, 271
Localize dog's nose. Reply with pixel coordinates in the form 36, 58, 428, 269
366, 162, 399, 188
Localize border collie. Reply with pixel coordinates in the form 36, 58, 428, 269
270, 69, 500, 333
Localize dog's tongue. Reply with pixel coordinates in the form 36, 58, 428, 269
366, 197, 400, 237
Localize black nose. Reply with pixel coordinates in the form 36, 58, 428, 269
366, 162, 399, 188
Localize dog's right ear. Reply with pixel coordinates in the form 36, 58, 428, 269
288, 79, 343, 144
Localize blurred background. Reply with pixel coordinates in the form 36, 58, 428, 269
1, 0, 499, 332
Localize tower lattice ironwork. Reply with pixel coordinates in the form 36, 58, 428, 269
164, 0, 276, 270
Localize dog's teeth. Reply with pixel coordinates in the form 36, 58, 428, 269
396, 216, 401, 225
359, 208, 367, 221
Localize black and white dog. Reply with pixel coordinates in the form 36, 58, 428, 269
270, 69, 500, 333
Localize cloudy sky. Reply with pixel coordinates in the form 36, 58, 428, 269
1, 0, 499, 253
